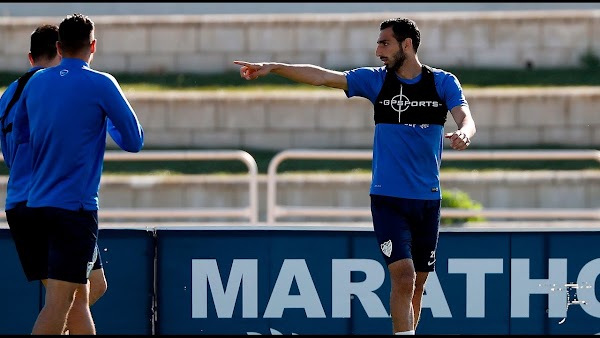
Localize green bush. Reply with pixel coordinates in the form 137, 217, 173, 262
441, 188, 485, 225
579, 48, 600, 69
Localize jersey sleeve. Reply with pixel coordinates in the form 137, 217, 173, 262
343, 67, 386, 104
435, 71, 468, 111
97, 73, 144, 153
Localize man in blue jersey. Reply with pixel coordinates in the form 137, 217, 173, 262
12, 13, 144, 335
0, 23, 110, 334
234, 17, 476, 335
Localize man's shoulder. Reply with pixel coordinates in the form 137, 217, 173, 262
0, 79, 20, 102
345, 66, 386, 78
84, 68, 118, 84
0, 71, 36, 107
426, 65, 454, 77
426, 65, 460, 86
24, 67, 54, 85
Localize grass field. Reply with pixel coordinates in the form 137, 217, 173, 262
3, 66, 600, 92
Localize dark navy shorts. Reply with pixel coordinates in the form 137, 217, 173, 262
7, 201, 48, 281
18, 205, 101, 284
370, 194, 441, 272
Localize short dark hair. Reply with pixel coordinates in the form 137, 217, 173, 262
380, 18, 421, 53
30, 24, 59, 62
58, 13, 94, 55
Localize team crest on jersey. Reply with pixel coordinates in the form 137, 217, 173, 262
381, 240, 392, 257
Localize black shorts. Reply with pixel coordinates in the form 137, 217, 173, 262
7, 202, 103, 282
24, 206, 101, 284
7, 201, 48, 281
370, 194, 441, 272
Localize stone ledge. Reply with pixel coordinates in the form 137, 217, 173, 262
1, 10, 600, 71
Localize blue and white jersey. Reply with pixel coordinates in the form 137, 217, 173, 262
344, 65, 468, 200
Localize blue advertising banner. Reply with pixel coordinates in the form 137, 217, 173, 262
154, 226, 600, 335
0, 228, 154, 335
0, 230, 41, 334
88, 228, 155, 335
2, 225, 599, 335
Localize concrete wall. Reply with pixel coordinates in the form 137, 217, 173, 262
1, 10, 600, 73
3, 3, 600, 17
0, 10, 596, 222
113, 87, 600, 150
0, 171, 597, 222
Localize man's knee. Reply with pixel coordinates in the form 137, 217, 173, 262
89, 269, 107, 305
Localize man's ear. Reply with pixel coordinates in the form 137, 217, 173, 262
27, 52, 34, 67
403, 38, 412, 51
56, 41, 63, 57
90, 39, 96, 54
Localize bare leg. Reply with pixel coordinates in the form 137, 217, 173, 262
88, 268, 107, 306
41, 269, 106, 335
388, 258, 416, 333
64, 268, 107, 334
412, 271, 429, 331
32, 279, 79, 335
64, 282, 96, 334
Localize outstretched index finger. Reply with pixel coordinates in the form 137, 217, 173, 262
233, 60, 251, 67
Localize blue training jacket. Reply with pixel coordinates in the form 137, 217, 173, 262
13, 58, 144, 211
0, 66, 42, 210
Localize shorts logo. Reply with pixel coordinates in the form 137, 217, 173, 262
86, 261, 94, 277
427, 250, 436, 266
381, 240, 392, 257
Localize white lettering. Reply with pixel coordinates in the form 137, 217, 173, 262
264, 259, 325, 318
511, 258, 567, 318
191, 259, 258, 318
448, 258, 503, 317
577, 258, 600, 317
331, 259, 388, 318
421, 271, 452, 317
191, 257, 600, 320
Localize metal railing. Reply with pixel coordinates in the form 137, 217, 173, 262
0, 150, 260, 224
0, 148, 598, 224
266, 149, 600, 224
102, 150, 259, 223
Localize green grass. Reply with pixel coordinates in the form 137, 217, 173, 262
4, 67, 600, 91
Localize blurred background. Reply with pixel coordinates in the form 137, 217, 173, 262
2, 2, 600, 16
0, 3, 599, 335
0, 2, 597, 225
0, 2, 600, 16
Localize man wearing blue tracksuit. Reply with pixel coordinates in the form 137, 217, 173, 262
13, 13, 144, 335
0, 22, 119, 334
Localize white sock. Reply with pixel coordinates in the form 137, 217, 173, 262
394, 330, 415, 335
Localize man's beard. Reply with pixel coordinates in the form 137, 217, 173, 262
387, 50, 406, 71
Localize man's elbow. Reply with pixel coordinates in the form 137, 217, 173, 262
123, 140, 144, 153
